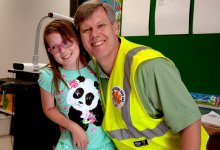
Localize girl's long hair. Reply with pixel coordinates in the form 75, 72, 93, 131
43, 19, 91, 94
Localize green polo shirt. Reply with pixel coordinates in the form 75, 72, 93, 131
99, 57, 201, 134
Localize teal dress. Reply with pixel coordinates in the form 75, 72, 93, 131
38, 65, 115, 150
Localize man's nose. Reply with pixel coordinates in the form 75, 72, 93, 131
91, 28, 99, 37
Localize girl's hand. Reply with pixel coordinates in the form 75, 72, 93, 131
70, 123, 88, 150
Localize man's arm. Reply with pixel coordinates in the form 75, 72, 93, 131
180, 120, 201, 150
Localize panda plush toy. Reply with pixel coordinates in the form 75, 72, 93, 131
66, 76, 103, 131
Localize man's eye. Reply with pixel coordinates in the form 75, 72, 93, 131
98, 24, 105, 28
82, 28, 91, 33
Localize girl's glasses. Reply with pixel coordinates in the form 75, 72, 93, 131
47, 40, 73, 54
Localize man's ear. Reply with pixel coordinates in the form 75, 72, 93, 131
113, 21, 119, 36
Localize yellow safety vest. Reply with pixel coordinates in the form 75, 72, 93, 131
101, 37, 209, 150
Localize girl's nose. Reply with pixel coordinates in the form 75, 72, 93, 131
59, 46, 66, 53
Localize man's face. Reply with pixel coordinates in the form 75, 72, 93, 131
79, 6, 119, 62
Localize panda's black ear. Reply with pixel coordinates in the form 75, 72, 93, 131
94, 81, 99, 90
77, 76, 85, 82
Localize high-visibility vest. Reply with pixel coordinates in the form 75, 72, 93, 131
101, 37, 209, 150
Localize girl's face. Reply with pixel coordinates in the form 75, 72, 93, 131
46, 32, 81, 70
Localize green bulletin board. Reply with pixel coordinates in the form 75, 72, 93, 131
121, 0, 220, 95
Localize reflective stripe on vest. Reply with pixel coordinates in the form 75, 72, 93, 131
107, 46, 170, 140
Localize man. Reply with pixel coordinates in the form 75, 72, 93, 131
74, 0, 209, 149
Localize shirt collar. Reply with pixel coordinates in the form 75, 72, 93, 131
97, 64, 109, 79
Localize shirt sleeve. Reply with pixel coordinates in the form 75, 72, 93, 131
135, 58, 201, 133
38, 67, 53, 93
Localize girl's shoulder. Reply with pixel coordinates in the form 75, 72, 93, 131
39, 66, 53, 78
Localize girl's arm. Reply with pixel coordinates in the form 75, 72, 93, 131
40, 87, 88, 150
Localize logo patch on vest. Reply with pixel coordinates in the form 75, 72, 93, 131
134, 139, 148, 147
111, 86, 125, 108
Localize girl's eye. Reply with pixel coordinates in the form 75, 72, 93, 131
50, 46, 56, 50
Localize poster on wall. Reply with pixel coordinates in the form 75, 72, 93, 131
193, 0, 220, 34
121, 0, 150, 36
0, 94, 15, 115
155, 0, 190, 35
101, 0, 115, 7
191, 92, 220, 110
101, 0, 122, 35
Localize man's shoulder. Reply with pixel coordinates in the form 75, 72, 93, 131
120, 36, 143, 48
137, 58, 177, 76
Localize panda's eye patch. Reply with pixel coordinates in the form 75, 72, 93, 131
85, 93, 94, 105
73, 88, 84, 99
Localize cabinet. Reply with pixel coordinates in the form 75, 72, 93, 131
0, 70, 60, 150
0, 79, 16, 137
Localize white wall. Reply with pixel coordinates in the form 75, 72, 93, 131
0, 0, 70, 78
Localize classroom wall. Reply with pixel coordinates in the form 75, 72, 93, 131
123, 0, 220, 95
0, 0, 70, 78
1, 0, 219, 96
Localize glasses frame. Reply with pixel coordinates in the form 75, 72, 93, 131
47, 40, 73, 54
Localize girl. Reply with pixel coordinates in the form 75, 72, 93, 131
38, 19, 115, 150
